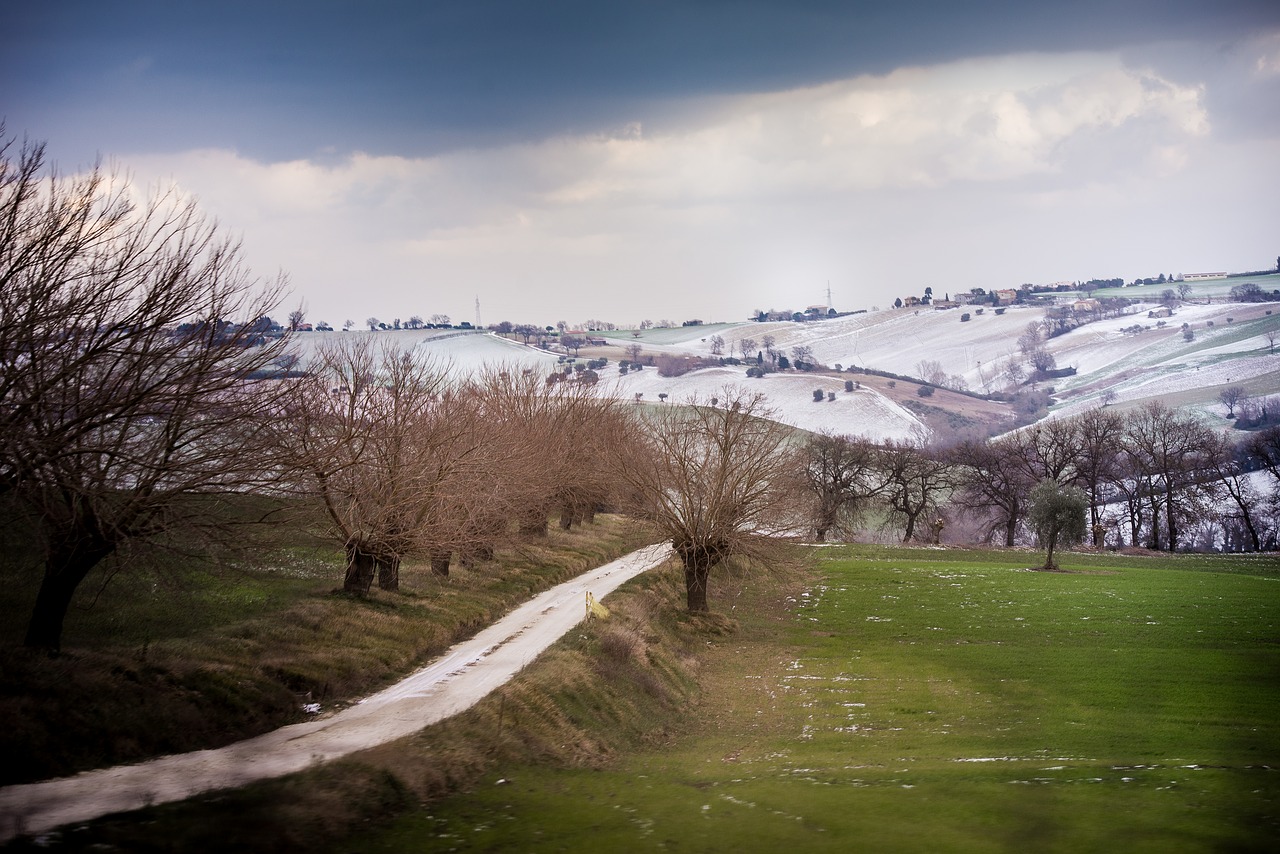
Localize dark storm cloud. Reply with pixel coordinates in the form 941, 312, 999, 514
5, 0, 1279, 162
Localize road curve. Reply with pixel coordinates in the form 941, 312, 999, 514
0, 541, 674, 841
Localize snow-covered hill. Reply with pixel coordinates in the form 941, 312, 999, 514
289, 292, 1280, 442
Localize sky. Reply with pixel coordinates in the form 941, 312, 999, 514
4, 1, 1280, 328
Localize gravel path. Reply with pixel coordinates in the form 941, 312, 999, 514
0, 542, 673, 841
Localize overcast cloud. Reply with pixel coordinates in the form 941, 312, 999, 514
4, 2, 1278, 327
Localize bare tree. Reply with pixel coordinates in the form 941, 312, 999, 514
738, 336, 758, 361
616, 390, 795, 611
1017, 323, 1042, 355
1204, 432, 1265, 551
1074, 406, 1126, 545
275, 339, 510, 590
474, 370, 629, 538
1246, 425, 1280, 491
1122, 403, 1215, 551
876, 441, 955, 542
0, 133, 289, 650
949, 437, 1034, 546
1219, 385, 1248, 418
800, 433, 887, 542
288, 305, 306, 332
915, 359, 946, 386
762, 335, 777, 365
708, 334, 725, 356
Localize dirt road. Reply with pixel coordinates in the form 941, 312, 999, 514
0, 542, 673, 841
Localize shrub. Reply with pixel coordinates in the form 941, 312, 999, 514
813, 389, 825, 402
917, 385, 935, 397
844, 380, 854, 392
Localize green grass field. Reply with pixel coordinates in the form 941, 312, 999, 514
349, 547, 1280, 853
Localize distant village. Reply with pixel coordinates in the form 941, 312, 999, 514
232, 263, 1278, 348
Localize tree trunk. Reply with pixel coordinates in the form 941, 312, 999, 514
24, 532, 116, 652
343, 542, 377, 594
681, 551, 711, 612
376, 553, 400, 591
430, 549, 451, 578
1147, 497, 1161, 549
814, 526, 828, 543
559, 502, 574, 530
1003, 517, 1016, 548
519, 508, 548, 537
902, 510, 920, 543
1044, 531, 1058, 569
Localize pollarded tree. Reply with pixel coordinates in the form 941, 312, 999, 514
1028, 480, 1087, 569
617, 390, 795, 612
0, 133, 289, 650
276, 338, 506, 591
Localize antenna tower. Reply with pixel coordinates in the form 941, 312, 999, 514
475, 297, 481, 329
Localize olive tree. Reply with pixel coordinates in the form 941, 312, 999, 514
1027, 480, 1087, 569
0, 133, 289, 650
617, 390, 795, 612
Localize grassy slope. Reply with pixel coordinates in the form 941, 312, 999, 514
349, 546, 1280, 853
0, 505, 656, 786
6, 545, 1277, 852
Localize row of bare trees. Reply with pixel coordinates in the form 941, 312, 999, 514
4, 131, 717, 651
0, 130, 792, 647
800, 406, 1280, 552
5, 129, 1274, 653
270, 340, 632, 595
